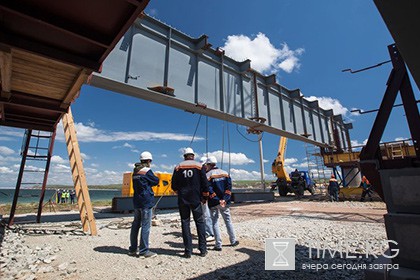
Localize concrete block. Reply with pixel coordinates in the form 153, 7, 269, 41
232, 192, 274, 203
384, 213, 420, 270
111, 195, 178, 212
380, 168, 420, 214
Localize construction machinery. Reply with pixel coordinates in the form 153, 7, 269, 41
112, 172, 178, 212
321, 138, 417, 200
271, 137, 316, 197
121, 172, 174, 197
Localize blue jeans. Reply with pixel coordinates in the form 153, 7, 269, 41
210, 204, 237, 249
201, 202, 214, 237
179, 203, 206, 254
129, 208, 152, 254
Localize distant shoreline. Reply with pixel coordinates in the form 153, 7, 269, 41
0, 185, 122, 191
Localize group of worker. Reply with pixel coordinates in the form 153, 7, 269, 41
129, 148, 238, 258
327, 174, 373, 202
56, 189, 76, 204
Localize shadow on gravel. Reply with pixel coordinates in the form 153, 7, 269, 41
9, 211, 133, 225
94, 245, 128, 255
152, 245, 183, 257
188, 245, 378, 280
162, 231, 183, 238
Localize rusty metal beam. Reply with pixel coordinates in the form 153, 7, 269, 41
8, 129, 32, 226
359, 44, 420, 200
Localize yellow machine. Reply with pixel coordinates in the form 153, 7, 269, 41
323, 139, 416, 199
122, 172, 175, 197
271, 137, 316, 196
271, 136, 291, 183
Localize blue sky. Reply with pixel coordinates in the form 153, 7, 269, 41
0, 0, 417, 187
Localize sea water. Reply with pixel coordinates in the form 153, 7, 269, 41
0, 188, 121, 204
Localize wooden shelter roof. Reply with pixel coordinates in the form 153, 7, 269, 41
0, 0, 149, 131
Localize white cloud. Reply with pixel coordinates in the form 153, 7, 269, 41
394, 137, 410, 142
0, 166, 14, 173
85, 167, 98, 174
0, 146, 15, 156
56, 121, 203, 143
0, 155, 21, 162
284, 158, 298, 164
223, 33, 304, 74
161, 154, 168, 158
305, 96, 349, 116
52, 164, 71, 173
205, 150, 255, 165
80, 153, 91, 160
24, 165, 44, 172
87, 170, 122, 185
229, 168, 262, 180
350, 139, 368, 148
90, 163, 99, 167
0, 127, 23, 138
51, 155, 68, 164
159, 164, 176, 171
112, 142, 135, 149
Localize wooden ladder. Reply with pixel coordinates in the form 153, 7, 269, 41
62, 107, 97, 235
390, 143, 404, 159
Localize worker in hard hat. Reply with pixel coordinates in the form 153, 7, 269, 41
199, 156, 215, 243
129, 151, 159, 258
206, 156, 239, 251
360, 175, 373, 202
172, 147, 209, 258
328, 174, 339, 202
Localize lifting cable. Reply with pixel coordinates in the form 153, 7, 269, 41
235, 124, 264, 143
227, 121, 231, 174
221, 121, 225, 169
189, 114, 202, 148
220, 120, 232, 173
206, 116, 209, 157
188, 114, 210, 160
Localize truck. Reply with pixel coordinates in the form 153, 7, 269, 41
271, 137, 316, 197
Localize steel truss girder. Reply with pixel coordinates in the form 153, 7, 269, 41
91, 15, 351, 147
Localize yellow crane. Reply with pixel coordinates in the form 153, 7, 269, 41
271, 136, 291, 184
271, 137, 315, 197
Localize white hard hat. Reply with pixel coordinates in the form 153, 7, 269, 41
200, 156, 208, 165
184, 147, 194, 156
140, 151, 153, 161
207, 156, 217, 164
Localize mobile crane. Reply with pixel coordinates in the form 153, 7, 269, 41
271, 137, 315, 197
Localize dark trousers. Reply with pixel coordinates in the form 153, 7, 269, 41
179, 203, 206, 254
361, 189, 373, 201
329, 190, 339, 202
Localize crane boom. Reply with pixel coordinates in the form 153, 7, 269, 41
271, 136, 291, 182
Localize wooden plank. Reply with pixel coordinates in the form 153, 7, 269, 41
0, 103, 4, 122
12, 70, 73, 91
13, 56, 79, 80
12, 79, 66, 100
0, 51, 12, 98
62, 109, 97, 235
13, 49, 80, 73
63, 117, 89, 233
12, 63, 76, 86
61, 71, 90, 108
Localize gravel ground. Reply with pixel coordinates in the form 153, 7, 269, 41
0, 200, 389, 280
